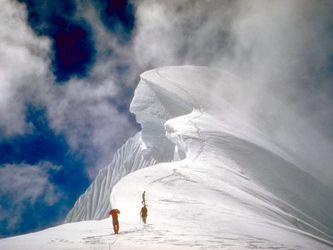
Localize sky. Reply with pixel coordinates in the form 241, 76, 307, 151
0, 0, 333, 238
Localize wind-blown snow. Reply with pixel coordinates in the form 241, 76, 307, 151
1, 66, 333, 249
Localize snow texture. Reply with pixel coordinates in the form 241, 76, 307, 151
65, 132, 157, 222
1, 66, 333, 249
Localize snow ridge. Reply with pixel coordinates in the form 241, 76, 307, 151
3, 66, 332, 250
112, 66, 333, 248
65, 132, 156, 222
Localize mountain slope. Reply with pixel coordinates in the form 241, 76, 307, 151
111, 66, 333, 248
65, 132, 157, 222
1, 66, 332, 249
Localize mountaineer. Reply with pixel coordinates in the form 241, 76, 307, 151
108, 209, 121, 234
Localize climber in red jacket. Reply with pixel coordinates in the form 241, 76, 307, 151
108, 209, 121, 234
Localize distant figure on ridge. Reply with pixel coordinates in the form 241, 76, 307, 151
108, 209, 120, 234
142, 191, 146, 206
140, 191, 148, 224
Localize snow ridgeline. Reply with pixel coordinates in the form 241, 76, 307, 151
65, 132, 156, 222
1, 66, 333, 250
111, 66, 333, 248
65, 66, 192, 222
68, 66, 333, 248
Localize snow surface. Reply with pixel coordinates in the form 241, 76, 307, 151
65, 132, 157, 222
1, 66, 333, 249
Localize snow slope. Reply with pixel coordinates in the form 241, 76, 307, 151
1, 66, 333, 249
65, 132, 157, 222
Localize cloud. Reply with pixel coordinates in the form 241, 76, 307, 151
0, 0, 50, 136
43, 1, 140, 176
133, 0, 241, 67
0, 0, 139, 178
46, 78, 137, 177
0, 162, 62, 231
226, 0, 333, 185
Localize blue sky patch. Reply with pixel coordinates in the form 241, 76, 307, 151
0, 106, 89, 237
19, 0, 96, 82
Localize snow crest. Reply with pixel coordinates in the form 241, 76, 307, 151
2, 66, 333, 250
111, 66, 333, 249
65, 132, 156, 222
65, 67, 194, 223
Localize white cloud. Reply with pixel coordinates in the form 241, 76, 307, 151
133, 0, 238, 67
46, 78, 137, 177
0, 0, 139, 177
44, 2, 140, 176
0, 162, 62, 230
0, 0, 51, 136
